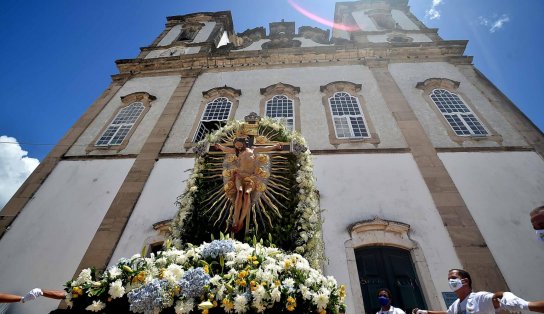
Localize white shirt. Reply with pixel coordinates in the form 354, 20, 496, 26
377, 306, 407, 314
447, 292, 496, 314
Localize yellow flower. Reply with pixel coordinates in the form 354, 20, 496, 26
132, 271, 146, 284
275, 280, 281, 287
286, 296, 297, 311
320, 310, 327, 314
284, 260, 291, 269
253, 260, 260, 266
223, 299, 234, 311
71, 287, 83, 298
339, 285, 346, 299
204, 265, 209, 274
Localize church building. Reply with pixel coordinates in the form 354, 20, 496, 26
1, 0, 543, 313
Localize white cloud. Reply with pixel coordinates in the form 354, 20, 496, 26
0, 136, 39, 209
478, 14, 510, 33
426, 0, 443, 20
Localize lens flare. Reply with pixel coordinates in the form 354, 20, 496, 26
287, 0, 360, 32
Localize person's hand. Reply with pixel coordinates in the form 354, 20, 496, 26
412, 308, 428, 314
21, 288, 43, 303
500, 292, 529, 311
275, 143, 282, 150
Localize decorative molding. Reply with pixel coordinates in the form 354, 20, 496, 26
416, 77, 460, 91
345, 216, 442, 313
416, 78, 503, 145
320, 81, 380, 145
185, 86, 241, 148
259, 82, 302, 133
87, 91, 157, 153
202, 85, 241, 99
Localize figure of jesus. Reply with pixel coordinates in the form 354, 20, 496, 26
215, 137, 282, 233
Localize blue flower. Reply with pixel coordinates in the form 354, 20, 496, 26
200, 240, 235, 259
127, 279, 173, 313
179, 268, 211, 298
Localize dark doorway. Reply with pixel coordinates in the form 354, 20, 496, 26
355, 246, 427, 314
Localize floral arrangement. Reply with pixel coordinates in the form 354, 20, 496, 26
65, 239, 346, 313
170, 118, 324, 269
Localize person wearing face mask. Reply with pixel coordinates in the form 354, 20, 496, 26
376, 288, 406, 314
411, 269, 544, 314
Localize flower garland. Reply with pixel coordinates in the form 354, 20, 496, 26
66, 239, 346, 313
169, 118, 324, 269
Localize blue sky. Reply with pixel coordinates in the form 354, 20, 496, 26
0, 0, 543, 206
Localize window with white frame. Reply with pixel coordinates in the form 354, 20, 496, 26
329, 92, 369, 139
193, 97, 232, 142
265, 95, 294, 131
430, 89, 488, 136
96, 102, 145, 146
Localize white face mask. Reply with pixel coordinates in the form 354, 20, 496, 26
448, 278, 463, 291
537, 230, 544, 242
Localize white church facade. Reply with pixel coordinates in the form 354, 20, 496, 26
1, 1, 543, 313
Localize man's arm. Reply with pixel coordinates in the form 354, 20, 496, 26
214, 143, 235, 153
42, 289, 66, 300
497, 291, 544, 313
253, 143, 282, 153
0, 292, 23, 303
412, 308, 447, 314
528, 301, 544, 313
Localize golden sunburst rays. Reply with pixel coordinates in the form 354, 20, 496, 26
194, 124, 298, 234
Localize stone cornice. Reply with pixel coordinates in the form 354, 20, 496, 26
113, 40, 470, 76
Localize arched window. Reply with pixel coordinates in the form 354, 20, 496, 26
265, 95, 294, 131
193, 97, 232, 142
329, 92, 370, 139
430, 89, 488, 136
96, 102, 145, 146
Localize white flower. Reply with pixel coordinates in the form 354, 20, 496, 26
300, 285, 313, 300
253, 301, 266, 313
65, 294, 73, 308
175, 298, 194, 314
282, 278, 295, 292
270, 288, 281, 303
85, 300, 106, 312
73, 268, 92, 286
165, 264, 184, 281
108, 266, 122, 279
234, 294, 248, 313
314, 293, 329, 311
108, 279, 125, 299
252, 285, 267, 303
189, 186, 198, 192
209, 275, 222, 286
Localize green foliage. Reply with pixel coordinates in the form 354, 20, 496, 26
177, 125, 303, 253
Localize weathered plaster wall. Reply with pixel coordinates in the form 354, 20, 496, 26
162, 65, 407, 152
110, 158, 195, 263
158, 25, 182, 46
67, 75, 181, 156
388, 62, 527, 148
391, 10, 419, 30
439, 151, 544, 300
0, 159, 134, 314
314, 153, 460, 314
